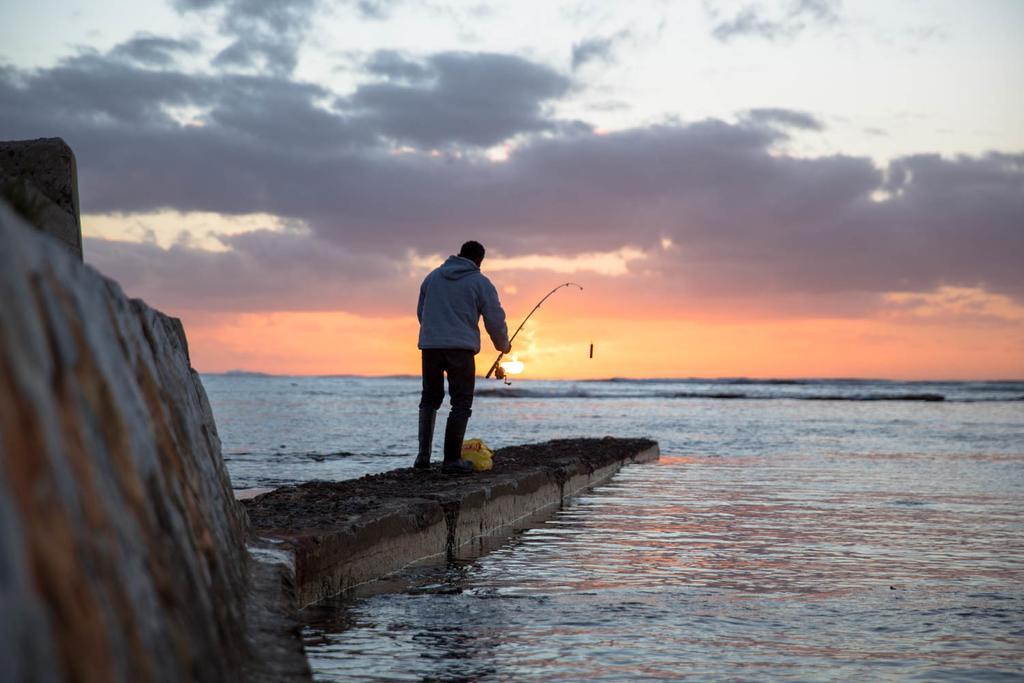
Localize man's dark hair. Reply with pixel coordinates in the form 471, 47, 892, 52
458, 240, 485, 266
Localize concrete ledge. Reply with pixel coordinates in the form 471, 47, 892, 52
242, 544, 312, 682
244, 438, 659, 607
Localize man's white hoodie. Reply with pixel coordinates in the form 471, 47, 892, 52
417, 255, 510, 354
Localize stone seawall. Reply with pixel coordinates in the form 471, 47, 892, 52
0, 202, 307, 681
245, 438, 659, 607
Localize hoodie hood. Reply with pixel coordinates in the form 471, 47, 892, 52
439, 255, 480, 280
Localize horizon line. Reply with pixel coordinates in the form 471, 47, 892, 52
201, 371, 1024, 383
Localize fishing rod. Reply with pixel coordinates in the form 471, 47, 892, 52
485, 282, 583, 381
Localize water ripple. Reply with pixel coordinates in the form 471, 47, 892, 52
303, 453, 1024, 681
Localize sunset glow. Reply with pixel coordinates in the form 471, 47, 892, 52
176, 298, 1024, 380
3, 0, 1019, 380
500, 357, 525, 376
4, 3, 1023, 682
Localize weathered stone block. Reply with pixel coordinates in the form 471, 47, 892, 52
0, 137, 82, 260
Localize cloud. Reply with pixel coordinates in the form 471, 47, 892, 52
2, 40, 1022, 323
364, 50, 432, 82
173, 0, 318, 75
0, 51, 213, 127
414, 247, 648, 277
84, 229, 414, 315
570, 31, 629, 71
109, 34, 199, 67
0, 43, 573, 154
745, 107, 824, 131
79, 120, 1024, 319
708, 0, 841, 42
347, 51, 578, 148
205, 76, 368, 152
354, 0, 403, 20
170, 0, 406, 75
881, 286, 1024, 325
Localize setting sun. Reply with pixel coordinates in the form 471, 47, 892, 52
499, 356, 525, 375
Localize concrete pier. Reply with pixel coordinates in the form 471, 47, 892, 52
244, 438, 659, 607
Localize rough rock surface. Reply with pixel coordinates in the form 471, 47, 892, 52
0, 138, 82, 259
0, 202, 306, 681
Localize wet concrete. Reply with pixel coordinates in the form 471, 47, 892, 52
244, 438, 659, 607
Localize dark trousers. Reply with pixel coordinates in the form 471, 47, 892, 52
420, 349, 475, 419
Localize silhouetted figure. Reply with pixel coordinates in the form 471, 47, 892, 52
415, 241, 510, 473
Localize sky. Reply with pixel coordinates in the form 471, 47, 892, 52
2, 0, 1022, 379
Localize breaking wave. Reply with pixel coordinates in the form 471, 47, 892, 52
475, 388, 595, 399
671, 392, 949, 402
477, 385, 1024, 402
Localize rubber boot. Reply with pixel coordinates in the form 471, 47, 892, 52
414, 408, 436, 470
441, 410, 474, 474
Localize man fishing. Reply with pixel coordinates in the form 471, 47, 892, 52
415, 240, 511, 473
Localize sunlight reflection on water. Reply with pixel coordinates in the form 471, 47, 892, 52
203, 375, 1024, 680
302, 454, 1024, 682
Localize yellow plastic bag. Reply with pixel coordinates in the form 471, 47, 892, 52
461, 438, 494, 471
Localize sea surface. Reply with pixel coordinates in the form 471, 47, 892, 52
205, 374, 1024, 681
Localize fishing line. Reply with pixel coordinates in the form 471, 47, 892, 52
485, 282, 583, 382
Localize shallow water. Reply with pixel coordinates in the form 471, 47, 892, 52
205, 375, 1024, 489
204, 375, 1024, 681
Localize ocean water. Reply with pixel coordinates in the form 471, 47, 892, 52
204, 375, 1024, 681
